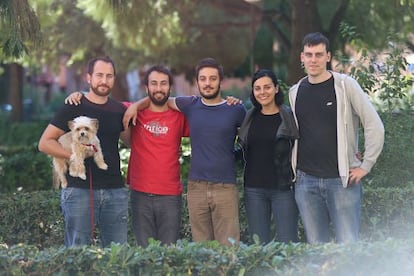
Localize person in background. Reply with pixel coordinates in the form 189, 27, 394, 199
38, 56, 129, 247
124, 58, 246, 245
39, 65, 54, 105
237, 69, 299, 244
289, 32, 384, 243
58, 53, 70, 94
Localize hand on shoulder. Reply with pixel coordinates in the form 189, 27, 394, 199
65, 92, 84, 105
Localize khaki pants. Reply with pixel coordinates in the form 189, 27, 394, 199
187, 180, 240, 245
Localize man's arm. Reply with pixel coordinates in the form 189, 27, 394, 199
351, 78, 384, 170
119, 128, 131, 148
165, 95, 241, 116
38, 124, 71, 159
166, 97, 179, 111
122, 97, 151, 129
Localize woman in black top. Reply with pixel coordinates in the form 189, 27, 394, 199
237, 69, 299, 243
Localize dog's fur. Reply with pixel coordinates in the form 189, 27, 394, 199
53, 116, 108, 189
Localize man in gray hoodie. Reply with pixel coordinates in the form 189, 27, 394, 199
289, 32, 384, 244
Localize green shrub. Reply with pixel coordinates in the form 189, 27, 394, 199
1, 187, 413, 249
0, 144, 52, 192
0, 119, 47, 146
0, 191, 63, 249
0, 118, 52, 192
0, 239, 413, 275
364, 112, 414, 189
361, 186, 414, 240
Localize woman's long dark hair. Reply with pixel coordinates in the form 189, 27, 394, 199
250, 69, 284, 109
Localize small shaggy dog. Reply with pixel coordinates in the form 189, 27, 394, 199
53, 116, 108, 189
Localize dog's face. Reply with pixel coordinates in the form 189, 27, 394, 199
68, 116, 99, 143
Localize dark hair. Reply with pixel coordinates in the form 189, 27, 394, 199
195, 57, 224, 81
143, 65, 174, 86
87, 56, 116, 76
250, 69, 284, 109
302, 32, 330, 52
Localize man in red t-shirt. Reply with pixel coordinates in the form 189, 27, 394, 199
127, 65, 189, 246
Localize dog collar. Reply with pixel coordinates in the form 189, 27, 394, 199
82, 143, 98, 152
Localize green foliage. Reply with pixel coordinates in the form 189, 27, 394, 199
7, 0, 414, 84
119, 145, 130, 180
1, 187, 414, 248
0, 118, 51, 192
0, 239, 413, 275
0, 118, 47, 146
77, 0, 185, 54
344, 0, 414, 49
0, 190, 63, 249
29, 0, 110, 72
0, 144, 52, 192
337, 23, 414, 114
179, 137, 191, 186
286, 239, 414, 275
28, 0, 254, 77
365, 113, 414, 189
0, 0, 42, 58
362, 187, 414, 241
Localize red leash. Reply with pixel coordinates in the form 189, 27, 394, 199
82, 143, 98, 152
83, 145, 97, 244
89, 165, 95, 244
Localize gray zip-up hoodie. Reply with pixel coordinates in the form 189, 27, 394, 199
289, 71, 385, 187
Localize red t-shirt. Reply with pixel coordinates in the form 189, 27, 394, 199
127, 108, 189, 195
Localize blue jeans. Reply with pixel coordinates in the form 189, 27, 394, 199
295, 170, 362, 244
244, 187, 299, 244
130, 190, 182, 247
61, 187, 128, 247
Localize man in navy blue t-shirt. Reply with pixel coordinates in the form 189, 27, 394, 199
172, 58, 246, 245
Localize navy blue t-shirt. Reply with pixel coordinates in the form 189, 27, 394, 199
51, 96, 126, 189
176, 96, 246, 184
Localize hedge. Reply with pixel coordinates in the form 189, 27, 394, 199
1, 186, 414, 248
0, 239, 413, 275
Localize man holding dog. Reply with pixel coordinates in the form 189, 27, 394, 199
38, 56, 130, 247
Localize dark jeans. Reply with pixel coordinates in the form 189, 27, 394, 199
130, 190, 182, 247
244, 186, 299, 244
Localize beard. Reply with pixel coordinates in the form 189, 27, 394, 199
90, 84, 111, 97
148, 91, 170, 106
199, 85, 220, 100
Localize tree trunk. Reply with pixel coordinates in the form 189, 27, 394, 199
9, 63, 24, 122
287, 0, 321, 84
